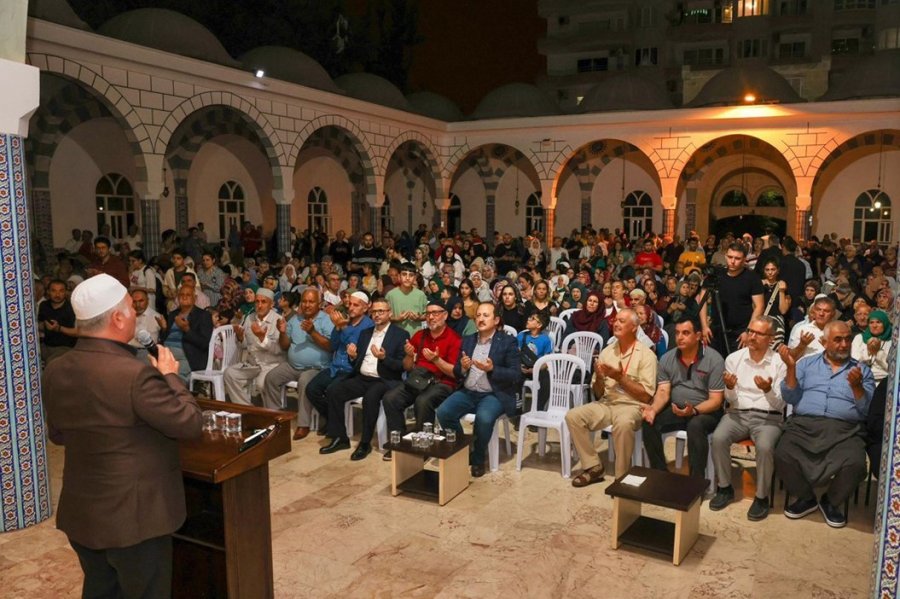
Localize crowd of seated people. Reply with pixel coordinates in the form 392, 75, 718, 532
36, 222, 897, 522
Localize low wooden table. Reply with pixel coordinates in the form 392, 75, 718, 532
389, 434, 471, 506
604, 466, 708, 566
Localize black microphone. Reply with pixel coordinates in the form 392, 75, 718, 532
136, 330, 159, 358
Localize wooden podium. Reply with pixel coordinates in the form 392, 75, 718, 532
173, 400, 294, 598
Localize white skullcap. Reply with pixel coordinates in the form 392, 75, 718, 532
351, 291, 370, 304
256, 288, 275, 301
71, 274, 128, 320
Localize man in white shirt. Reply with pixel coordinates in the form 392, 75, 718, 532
709, 316, 787, 521
788, 296, 837, 360
223, 288, 286, 405
129, 289, 164, 361
319, 298, 410, 460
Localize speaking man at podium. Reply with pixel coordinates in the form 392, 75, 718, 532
43, 274, 202, 599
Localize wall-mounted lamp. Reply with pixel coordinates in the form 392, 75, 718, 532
255, 69, 265, 78
743, 93, 757, 104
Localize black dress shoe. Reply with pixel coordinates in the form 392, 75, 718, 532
319, 437, 350, 454
471, 464, 486, 478
382, 449, 392, 461
709, 485, 735, 511
747, 496, 770, 521
350, 443, 372, 461
818, 494, 847, 528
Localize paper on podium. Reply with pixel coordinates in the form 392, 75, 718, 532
621, 474, 646, 486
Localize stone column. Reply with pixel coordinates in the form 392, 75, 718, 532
29, 187, 53, 256
581, 193, 591, 228
435, 197, 451, 232
544, 207, 556, 248
0, 58, 51, 533
794, 194, 812, 243
276, 203, 292, 256
659, 194, 678, 238
486, 195, 496, 237
140, 197, 161, 259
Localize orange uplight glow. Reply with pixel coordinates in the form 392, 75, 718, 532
744, 93, 757, 103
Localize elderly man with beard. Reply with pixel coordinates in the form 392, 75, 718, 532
128, 289, 165, 361
319, 298, 410, 460
223, 288, 286, 405
774, 321, 875, 528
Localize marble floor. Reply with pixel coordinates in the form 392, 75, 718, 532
0, 426, 877, 599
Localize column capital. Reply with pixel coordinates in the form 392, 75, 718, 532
795, 194, 812, 211
660, 194, 678, 210
0, 59, 39, 137
434, 197, 452, 211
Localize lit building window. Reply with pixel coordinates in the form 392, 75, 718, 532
308, 186, 330, 234
525, 192, 544, 234
737, 0, 770, 16
853, 190, 892, 243
879, 27, 900, 49
834, 0, 875, 9
218, 180, 245, 241
720, 190, 749, 206
95, 173, 135, 241
832, 36, 861, 55
624, 191, 653, 238
635, 47, 659, 66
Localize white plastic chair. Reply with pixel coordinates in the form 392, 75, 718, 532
654, 312, 664, 329
548, 316, 566, 351
559, 308, 577, 323
562, 331, 605, 401
515, 354, 587, 478
189, 325, 239, 401
503, 325, 518, 337
664, 429, 716, 494
279, 380, 320, 431
606, 426, 646, 469
461, 413, 511, 472
345, 396, 388, 450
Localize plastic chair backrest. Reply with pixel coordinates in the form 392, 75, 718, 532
655, 313, 664, 329
206, 325, 238, 372
530, 354, 586, 414
548, 316, 566, 350
503, 325, 518, 337
561, 332, 604, 372
660, 328, 669, 349
559, 308, 577, 323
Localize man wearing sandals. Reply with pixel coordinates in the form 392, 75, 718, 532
567, 308, 658, 487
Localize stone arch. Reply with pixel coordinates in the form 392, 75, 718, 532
810, 129, 900, 235
679, 135, 797, 237
555, 139, 661, 229
156, 92, 284, 172
383, 131, 444, 197
26, 54, 150, 181
293, 115, 377, 188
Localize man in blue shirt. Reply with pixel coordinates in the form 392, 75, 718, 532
774, 320, 875, 528
314, 291, 374, 454
262, 288, 334, 439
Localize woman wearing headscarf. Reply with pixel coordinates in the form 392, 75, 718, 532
560, 280, 587, 312
851, 310, 893, 382
637, 304, 667, 358
563, 290, 610, 344
216, 277, 244, 315
279, 263, 297, 293
498, 284, 527, 332
426, 277, 445, 304
446, 296, 476, 336
238, 284, 259, 316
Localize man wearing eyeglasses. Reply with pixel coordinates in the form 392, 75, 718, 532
318, 298, 409, 460
380, 299, 461, 461
709, 316, 787, 521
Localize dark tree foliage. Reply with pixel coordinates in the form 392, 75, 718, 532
67, 0, 421, 90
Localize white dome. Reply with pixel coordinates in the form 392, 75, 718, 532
581, 72, 673, 113
407, 91, 463, 122
240, 46, 341, 94
334, 73, 410, 111
471, 83, 561, 120
689, 63, 803, 107
28, 0, 90, 30
99, 8, 239, 67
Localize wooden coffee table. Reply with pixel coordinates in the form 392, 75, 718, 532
389, 434, 471, 506
605, 466, 708, 566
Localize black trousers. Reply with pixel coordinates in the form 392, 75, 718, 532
324, 374, 392, 442
307, 370, 352, 423
70, 535, 172, 599
642, 405, 722, 477
382, 383, 454, 434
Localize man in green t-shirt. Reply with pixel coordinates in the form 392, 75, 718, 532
386, 263, 427, 336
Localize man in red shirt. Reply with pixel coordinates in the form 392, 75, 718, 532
634, 239, 664, 273
87, 236, 130, 287
381, 300, 461, 460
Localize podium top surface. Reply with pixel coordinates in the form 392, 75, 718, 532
604, 466, 708, 511
179, 399, 295, 483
